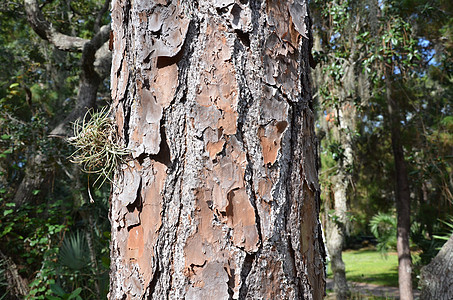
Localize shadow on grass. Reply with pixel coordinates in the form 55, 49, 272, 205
346, 272, 399, 287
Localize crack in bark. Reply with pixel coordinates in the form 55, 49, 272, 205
144, 255, 160, 300
232, 28, 264, 254
147, 118, 171, 166
225, 266, 235, 300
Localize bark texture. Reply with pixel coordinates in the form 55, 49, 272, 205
109, 1, 325, 299
0, 250, 29, 298
420, 234, 453, 300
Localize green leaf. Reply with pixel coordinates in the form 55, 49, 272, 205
9, 83, 19, 89
1, 225, 13, 236
3, 209, 13, 216
50, 284, 66, 297
32, 189, 40, 195
0, 134, 11, 140
2, 149, 12, 155
68, 288, 82, 299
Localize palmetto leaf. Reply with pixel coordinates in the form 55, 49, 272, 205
59, 231, 89, 271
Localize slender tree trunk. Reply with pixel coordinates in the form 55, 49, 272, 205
386, 76, 413, 300
326, 184, 349, 300
109, 1, 325, 299
310, 3, 368, 296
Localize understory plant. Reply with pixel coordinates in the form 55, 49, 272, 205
370, 212, 398, 254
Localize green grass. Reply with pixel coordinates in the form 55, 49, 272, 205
327, 248, 399, 287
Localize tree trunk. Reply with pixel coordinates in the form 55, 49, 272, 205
109, 1, 325, 299
0, 250, 29, 298
420, 234, 453, 299
311, 18, 360, 298
386, 76, 413, 300
323, 106, 355, 300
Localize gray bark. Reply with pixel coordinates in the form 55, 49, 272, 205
420, 234, 453, 300
324, 106, 355, 300
0, 250, 29, 298
311, 13, 362, 299
109, 0, 325, 299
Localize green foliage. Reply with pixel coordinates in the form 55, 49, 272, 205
312, 0, 453, 250
59, 232, 89, 271
0, 198, 72, 299
0, 1, 112, 298
433, 216, 453, 241
48, 286, 82, 300
369, 212, 397, 254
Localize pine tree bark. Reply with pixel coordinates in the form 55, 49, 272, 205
420, 234, 453, 299
109, 1, 325, 299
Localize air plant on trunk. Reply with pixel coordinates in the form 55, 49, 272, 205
68, 107, 130, 193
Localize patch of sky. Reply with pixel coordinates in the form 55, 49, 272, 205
418, 38, 438, 66
330, 32, 340, 45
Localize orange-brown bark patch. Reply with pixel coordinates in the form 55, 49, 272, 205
226, 188, 259, 252
258, 177, 273, 202
116, 105, 124, 137
196, 20, 239, 135
127, 225, 144, 261
206, 139, 225, 160
259, 121, 288, 165
152, 61, 178, 108
130, 161, 166, 288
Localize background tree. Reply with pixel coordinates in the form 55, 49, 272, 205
310, 0, 453, 298
108, 0, 325, 298
310, 1, 367, 298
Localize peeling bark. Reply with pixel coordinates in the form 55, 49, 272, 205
109, 1, 325, 299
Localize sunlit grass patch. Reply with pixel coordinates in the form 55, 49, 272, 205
327, 248, 400, 287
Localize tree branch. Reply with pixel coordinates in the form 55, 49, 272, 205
94, 0, 111, 33
24, 0, 88, 51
